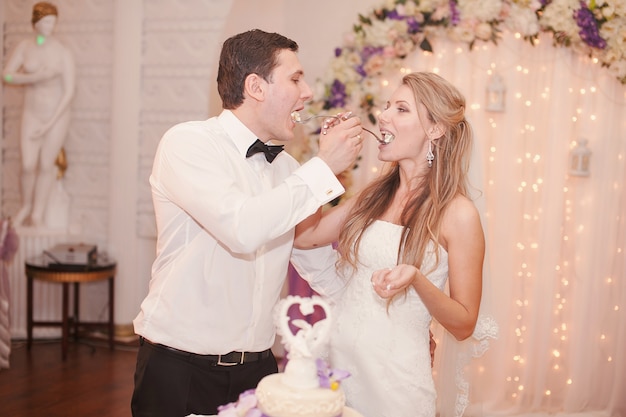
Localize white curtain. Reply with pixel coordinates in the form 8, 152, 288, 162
351, 31, 626, 417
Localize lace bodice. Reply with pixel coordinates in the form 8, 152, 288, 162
329, 220, 448, 417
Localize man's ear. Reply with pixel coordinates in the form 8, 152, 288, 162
244, 73, 266, 102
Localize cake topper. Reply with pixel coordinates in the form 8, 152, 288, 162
275, 295, 332, 359
274, 295, 333, 389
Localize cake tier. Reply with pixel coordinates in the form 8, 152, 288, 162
342, 407, 364, 417
256, 373, 345, 417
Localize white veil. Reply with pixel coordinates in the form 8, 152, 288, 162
433, 133, 499, 417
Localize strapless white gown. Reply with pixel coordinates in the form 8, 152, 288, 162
329, 220, 448, 417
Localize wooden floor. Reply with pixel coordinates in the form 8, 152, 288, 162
0, 337, 139, 417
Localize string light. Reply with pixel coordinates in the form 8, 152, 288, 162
349, 28, 624, 409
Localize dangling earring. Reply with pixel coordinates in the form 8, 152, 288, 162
426, 139, 435, 168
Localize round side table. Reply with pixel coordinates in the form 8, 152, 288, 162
25, 254, 117, 360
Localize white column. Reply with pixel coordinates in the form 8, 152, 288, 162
0, 3, 5, 192
108, 0, 143, 330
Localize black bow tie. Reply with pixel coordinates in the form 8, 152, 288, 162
246, 139, 284, 163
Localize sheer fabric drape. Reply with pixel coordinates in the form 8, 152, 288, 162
349, 31, 625, 417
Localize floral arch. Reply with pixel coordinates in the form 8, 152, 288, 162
307, 0, 625, 125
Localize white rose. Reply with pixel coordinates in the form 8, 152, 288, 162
343, 32, 356, 48
607, 60, 626, 80
416, 0, 447, 13
393, 37, 416, 57
450, 23, 476, 43
363, 19, 396, 47
345, 51, 363, 68
505, 4, 540, 36
431, 4, 451, 21
475, 22, 493, 40
458, 0, 503, 22
605, 0, 626, 15
363, 54, 386, 75
540, 0, 582, 41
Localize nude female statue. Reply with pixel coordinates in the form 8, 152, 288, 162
2, 2, 75, 227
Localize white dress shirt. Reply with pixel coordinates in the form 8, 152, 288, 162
133, 110, 344, 354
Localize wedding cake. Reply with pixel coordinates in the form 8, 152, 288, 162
217, 296, 363, 417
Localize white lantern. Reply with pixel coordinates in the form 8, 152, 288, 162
569, 139, 591, 177
485, 73, 506, 112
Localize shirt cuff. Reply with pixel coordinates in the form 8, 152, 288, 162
291, 245, 345, 302
293, 157, 345, 205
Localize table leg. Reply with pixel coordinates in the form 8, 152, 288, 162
108, 276, 115, 350
62, 283, 69, 361
73, 282, 80, 341
26, 276, 33, 351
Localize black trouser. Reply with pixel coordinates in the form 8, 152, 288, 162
131, 338, 278, 417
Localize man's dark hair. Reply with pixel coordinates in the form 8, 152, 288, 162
217, 29, 299, 109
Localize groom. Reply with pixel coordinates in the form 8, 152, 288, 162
131, 29, 363, 417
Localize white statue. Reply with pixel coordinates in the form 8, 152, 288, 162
2, 2, 75, 228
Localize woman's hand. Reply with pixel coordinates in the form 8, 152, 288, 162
371, 264, 419, 298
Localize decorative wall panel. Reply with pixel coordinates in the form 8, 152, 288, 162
136, 0, 233, 237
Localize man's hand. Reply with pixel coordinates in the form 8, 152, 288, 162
316, 112, 363, 175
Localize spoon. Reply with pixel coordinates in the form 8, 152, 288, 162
291, 112, 395, 144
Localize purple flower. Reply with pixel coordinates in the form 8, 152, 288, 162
334, 47, 343, 58
217, 389, 265, 417
316, 358, 351, 390
386, 10, 403, 21
573, 1, 607, 49
385, 8, 420, 34
361, 46, 384, 61
406, 17, 421, 35
449, 0, 460, 26
327, 79, 347, 109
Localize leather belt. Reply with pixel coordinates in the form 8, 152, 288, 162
140, 337, 272, 366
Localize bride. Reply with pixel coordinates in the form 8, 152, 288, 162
294, 72, 485, 417
2, 2, 75, 227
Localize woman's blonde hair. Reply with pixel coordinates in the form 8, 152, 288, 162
336, 72, 473, 280
32, 2, 58, 25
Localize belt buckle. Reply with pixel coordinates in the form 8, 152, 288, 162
217, 352, 244, 366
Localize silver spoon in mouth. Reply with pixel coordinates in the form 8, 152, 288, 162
291, 111, 395, 145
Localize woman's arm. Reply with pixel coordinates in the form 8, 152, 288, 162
2, 41, 56, 85
2, 41, 27, 83
294, 195, 357, 249
372, 195, 485, 340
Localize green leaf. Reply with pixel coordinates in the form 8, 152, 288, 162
358, 14, 372, 25
420, 38, 433, 52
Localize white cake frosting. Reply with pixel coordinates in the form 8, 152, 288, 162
256, 296, 346, 417
215, 296, 363, 417
256, 371, 345, 417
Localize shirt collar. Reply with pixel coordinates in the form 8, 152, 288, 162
217, 110, 261, 159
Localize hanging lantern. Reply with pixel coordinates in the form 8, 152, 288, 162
485, 73, 506, 112
569, 139, 592, 177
